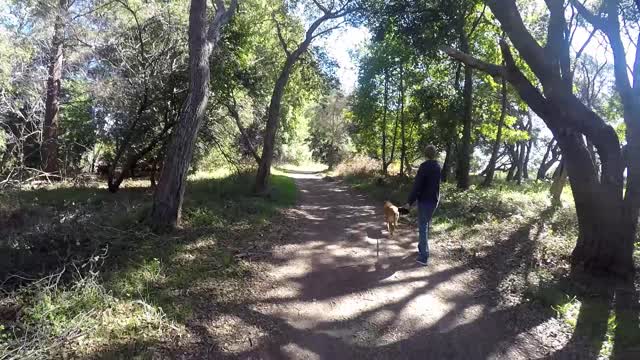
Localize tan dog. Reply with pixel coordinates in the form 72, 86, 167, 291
383, 201, 400, 237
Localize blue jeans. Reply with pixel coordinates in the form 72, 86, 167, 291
418, 201, 437, 261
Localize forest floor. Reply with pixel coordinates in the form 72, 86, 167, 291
1, 165, 639, 359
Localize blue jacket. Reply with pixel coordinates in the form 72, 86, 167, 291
408, 160, 441, 206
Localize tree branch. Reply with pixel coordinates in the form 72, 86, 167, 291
570, 0, 606, 29
311, 20, 347, 40
311, 0, 329, 14
486, 0, 556, 92
574, 27, 596, 63
225, 94, 261, 164
468, 4, 487, 39
207, 0, 238, 47
441, 47, 505, 78
273, 14, 291, 57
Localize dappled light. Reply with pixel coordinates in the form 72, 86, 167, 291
2, 0, 640, 358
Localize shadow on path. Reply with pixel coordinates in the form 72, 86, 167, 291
205, 170, 557, 359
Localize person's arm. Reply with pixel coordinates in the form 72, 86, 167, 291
407, 164, 426, 207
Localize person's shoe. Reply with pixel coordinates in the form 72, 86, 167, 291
416, 257, 428, 266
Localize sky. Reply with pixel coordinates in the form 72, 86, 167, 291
316, 25, 370, 94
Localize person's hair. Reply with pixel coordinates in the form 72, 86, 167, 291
425, 145, 437, 160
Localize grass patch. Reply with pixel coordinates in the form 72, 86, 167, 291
0, 170, 296, 358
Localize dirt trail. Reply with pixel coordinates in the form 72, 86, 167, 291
236, 170, 551, 359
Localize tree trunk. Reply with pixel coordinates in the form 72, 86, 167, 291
255, 56, 298, 194
399, 63, 406, 177
441, 141, 453, 182
505, 144, 517, 181
150, 0, 235, 229
456, 28, 473, 190
537, 138, 559, 180
381, 68, 389, 175
255, 7, 346, 193
523, 138, 532, 179
551, 158, 567, 206
586, 137, 598, 178
42, 0, 68, 175
483, 77, 507, 187
515, 141, 526, 185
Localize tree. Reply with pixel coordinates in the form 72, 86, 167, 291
150, 0, 237, 230
95, 0, 188, 192
42, 0, 70, 175
254, 0, 356, 194
537, 138, 561, 180
307, 91, 349, 169
444, 0, 638, 277
482, 76, 507, 186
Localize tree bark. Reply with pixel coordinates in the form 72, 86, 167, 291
483, 77, 507, 187
42, 0, 68, 175
150, 0, 236, 230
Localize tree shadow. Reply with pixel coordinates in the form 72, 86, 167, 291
546, 274, 640, 359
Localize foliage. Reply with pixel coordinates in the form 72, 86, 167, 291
306, 91, 351, 168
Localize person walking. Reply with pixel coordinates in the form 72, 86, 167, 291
404, 145, 441, 266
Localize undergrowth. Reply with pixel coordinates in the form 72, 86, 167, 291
0, 170, 296, 359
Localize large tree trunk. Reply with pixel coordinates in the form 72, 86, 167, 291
483, 77, 507, 187
42, 0, 68, 175
150, 0, 235, 230
456, 28, 473, 190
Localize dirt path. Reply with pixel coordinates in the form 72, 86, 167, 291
229, 171, 554, 359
